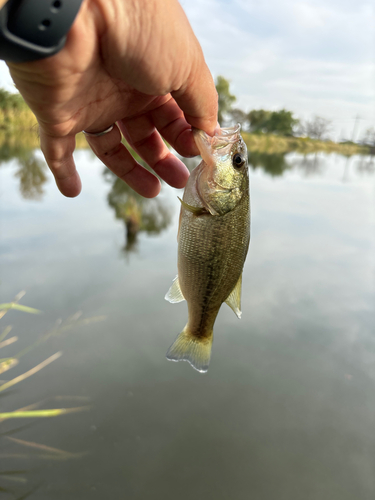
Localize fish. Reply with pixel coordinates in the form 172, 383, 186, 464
165, 124, 250, 373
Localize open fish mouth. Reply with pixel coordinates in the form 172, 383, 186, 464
193, 124, 242, 162
216, 124, 241, 138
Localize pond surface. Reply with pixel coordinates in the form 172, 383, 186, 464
0, 147, 374, 499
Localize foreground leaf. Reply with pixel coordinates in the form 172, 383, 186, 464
0, 304, 41, 315
0, 352, 62, 393
0, 406, 90, 419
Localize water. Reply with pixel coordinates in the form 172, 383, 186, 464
0, 148, 374, 499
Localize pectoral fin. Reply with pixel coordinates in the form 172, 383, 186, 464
225, 274, 242, 319
165, 276, 185, 303
178, 197, 208, 216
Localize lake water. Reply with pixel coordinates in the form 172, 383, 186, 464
0, 147, 374, 499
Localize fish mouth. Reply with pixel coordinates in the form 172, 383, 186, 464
193, 123, 242, 161
216, 124, 241, 138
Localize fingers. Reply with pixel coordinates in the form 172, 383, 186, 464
39, 129, 82, 197
150, 97, 199, 157
84, 123, 161, 198
119, 113, 190, 189
172, 54, 218, 136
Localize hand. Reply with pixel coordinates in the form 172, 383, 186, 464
6, 0, 218, 198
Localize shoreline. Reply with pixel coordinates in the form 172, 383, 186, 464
0, 112, 371, 157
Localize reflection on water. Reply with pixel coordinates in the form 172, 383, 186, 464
104, 171, 171, 253
14, 157, 47, 200
0, 137, 47, 200
0, 139, 375, 499
249, 151, 291, 176
356, 154, 375, 175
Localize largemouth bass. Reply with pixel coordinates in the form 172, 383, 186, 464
165, 124, 250, 373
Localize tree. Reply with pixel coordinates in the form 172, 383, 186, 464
266, 109, 298, 136
361, 127, 375, 147
227, 108, 248, 130
248, 108, 298, 136
304, 116, 332, 140
215, 76, 236, 125
248, 109, 272, 133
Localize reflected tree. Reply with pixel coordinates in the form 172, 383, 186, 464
0, 138, 31, 163
0, 136, 48, 200
248, 151, 290, 177
290, 154, 326, 177
14, 157, 47, 200
104, 171, 172, 253
356, 155, 375, 175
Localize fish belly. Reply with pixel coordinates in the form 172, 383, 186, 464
178, 193, 250, 338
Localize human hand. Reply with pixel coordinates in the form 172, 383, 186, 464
6, 0, 218, 198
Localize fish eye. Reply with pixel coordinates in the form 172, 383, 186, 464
232, 153, 245, 168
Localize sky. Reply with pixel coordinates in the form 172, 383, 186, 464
0, 0, 374, 140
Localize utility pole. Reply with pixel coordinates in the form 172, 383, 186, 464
351, 114, 361, 143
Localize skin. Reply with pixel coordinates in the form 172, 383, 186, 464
3, 0, 218, 198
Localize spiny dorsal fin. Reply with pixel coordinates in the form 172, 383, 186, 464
225, 273, 242, 318
165, 275, 185, 303
178, 197, 208, 216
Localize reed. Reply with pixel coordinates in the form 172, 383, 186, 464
0, 291, 105, 496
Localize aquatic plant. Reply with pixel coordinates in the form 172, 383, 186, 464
0, 291, 105, 498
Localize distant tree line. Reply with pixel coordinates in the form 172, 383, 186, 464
0, 88, 27, 112
0, 88, 33, 130
0, 84, 372, 147
215, 75, 332, 140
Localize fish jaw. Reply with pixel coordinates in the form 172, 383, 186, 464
193, 125, 249, 216
193, 125, 242, 164
193, 129, 215, 167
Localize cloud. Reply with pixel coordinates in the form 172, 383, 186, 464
181, 0, 375, 136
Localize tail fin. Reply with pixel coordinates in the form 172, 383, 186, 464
166, 326, 213, 373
